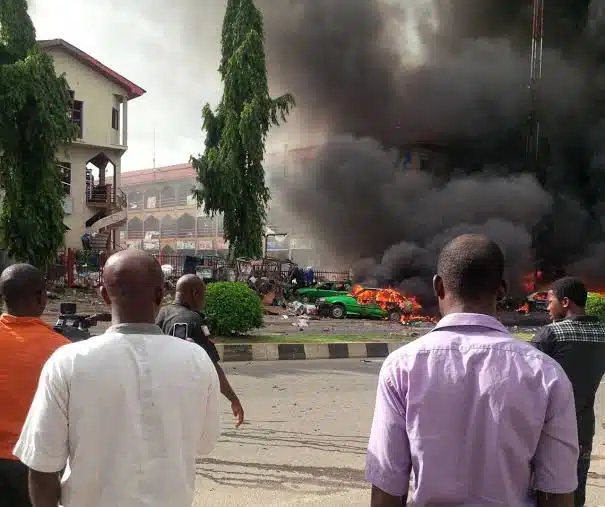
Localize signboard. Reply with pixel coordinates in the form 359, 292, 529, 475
266, 235, 289, 251
143, 239, 159, 251
177, 240, 196, 250
144, 231, 159, 240
290, 237, 314, 250
88, 210, 127, 232
198, 239, 214, 251
215, 238, 229, 250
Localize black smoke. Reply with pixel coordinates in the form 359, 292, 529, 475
258, 0, 605, 293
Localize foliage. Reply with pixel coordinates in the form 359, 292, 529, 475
192, 0, 294, 259
205, 281, 263, 335
586, 292, 605, 321
0, 0, 77, 267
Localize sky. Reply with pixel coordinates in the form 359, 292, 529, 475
30, 0, 225, 172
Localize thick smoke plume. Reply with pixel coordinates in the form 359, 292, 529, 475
118, 0, 605, 295
259, 0, 605, 294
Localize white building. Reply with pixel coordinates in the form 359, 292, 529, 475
39, 39, 145, 250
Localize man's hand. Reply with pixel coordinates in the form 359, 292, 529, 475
231, 399, 244, 428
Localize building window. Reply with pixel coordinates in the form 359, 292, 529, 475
58, 162, 71, 195
68, 90, 83, 138
111, 108, 119, 130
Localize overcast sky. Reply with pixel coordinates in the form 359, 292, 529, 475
30, 0, 226, 172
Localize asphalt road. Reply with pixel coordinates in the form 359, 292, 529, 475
194, 359, 605, 507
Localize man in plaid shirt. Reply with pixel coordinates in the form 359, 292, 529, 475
532, 277, 605, 507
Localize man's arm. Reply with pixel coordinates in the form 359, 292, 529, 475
531, 326, 556, 356
536, 491, 574, 507
366, 360, 410, 505
13, 350, 70, 507
214, 362, 244, 427
29, 470, 61, 507
533, 365, 579, 507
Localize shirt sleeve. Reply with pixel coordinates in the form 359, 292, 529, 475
365, 359, 411, 497
197, 353, 221, 455
532, 365, 579, 494
531, 326, 555, 356
13, 349, 70, 473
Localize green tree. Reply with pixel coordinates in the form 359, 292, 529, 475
0, 0, 76, 267
191, 0, 294, 258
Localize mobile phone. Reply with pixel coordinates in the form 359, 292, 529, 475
172, 323, 188, 339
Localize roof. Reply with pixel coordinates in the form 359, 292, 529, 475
38, 39, 146, 100
121, 145, 321, 187
121, 164, 195, 187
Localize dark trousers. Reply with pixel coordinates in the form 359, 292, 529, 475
0, 458, 31, 507
576, 444, 591, 507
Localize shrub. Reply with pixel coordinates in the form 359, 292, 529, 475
205, 282, 263, 336
586, 292, 605, 321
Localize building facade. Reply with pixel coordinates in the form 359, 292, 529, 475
39, 39, 145, 250
121, 147, 319, 262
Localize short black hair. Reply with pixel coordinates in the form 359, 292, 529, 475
437, 234, 504, 301
550, 277, 587, 307
0, 263, 45, 311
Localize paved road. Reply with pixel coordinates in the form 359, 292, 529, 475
194, 359, 605, 506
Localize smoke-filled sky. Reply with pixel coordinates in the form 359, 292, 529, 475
31, 0, 605, 291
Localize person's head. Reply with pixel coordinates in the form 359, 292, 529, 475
433, 234, 505, 316
0, 263, 47, 317
547, 276, 587, 321
175, 274, 206, 311
100, 250, 164, 324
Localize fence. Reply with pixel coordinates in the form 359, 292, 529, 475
46, 250, 351, 289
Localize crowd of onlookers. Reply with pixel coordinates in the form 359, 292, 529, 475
0, 234, 603, 507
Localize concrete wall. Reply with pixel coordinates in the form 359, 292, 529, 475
46, 47, 128, 150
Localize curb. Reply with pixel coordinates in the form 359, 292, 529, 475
214, 342, 407, 362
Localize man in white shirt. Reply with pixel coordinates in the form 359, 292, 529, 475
14, 249, 220, 507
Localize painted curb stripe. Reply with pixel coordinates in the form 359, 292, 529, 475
217, 342, 406, 362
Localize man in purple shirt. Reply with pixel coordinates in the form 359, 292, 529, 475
366, 234, 579, 506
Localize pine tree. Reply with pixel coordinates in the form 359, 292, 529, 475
0, 0, 77, 266
192, 0, 294, 258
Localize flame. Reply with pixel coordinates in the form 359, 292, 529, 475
517, 303, 529, 314
350, 284, 435, 323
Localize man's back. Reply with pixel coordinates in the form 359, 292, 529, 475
533, 316, 605, 445
366, 314, 578, 506
0, 314, 68, 460
15, 324, 220, 507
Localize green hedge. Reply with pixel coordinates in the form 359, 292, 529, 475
586, 292, 605, 321
205, 282, 263, 336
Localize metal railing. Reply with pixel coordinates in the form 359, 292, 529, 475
87, 184, 127, 209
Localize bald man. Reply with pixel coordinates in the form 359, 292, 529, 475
157, 274, 244, 427
14, 250, 220, 507
0, 264, 68, 507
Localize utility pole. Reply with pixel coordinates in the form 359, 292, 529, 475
526, 0, 544, 179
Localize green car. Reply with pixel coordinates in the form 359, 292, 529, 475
295, 281, 351, 303
316, 289, 402, 321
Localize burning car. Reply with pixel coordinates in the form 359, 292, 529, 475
316, 284, 428, 323
294, 280, 351, 303
517, 291, 549, 314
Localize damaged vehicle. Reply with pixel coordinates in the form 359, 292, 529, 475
316, 288, 402, 321
294, 280, 351, 303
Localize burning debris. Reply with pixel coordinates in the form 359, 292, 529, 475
350, 284, 433, 324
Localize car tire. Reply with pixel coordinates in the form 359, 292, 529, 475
330, 304, 345, 319
388, 310, 401, 322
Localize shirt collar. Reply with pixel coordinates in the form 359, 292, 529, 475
0, 313, 53, 330
106, 323, 164, 335
433, 313, 509, 334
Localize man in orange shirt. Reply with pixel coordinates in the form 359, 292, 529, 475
0, 264, 69, 506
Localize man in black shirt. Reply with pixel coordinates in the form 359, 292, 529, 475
532, 277, 605, 507
156, 274, 244, 427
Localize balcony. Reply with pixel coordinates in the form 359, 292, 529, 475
87, 184, 127, 210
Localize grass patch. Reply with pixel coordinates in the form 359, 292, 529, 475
513, 332, 534, 341
214, 330, 538, 344
213, 333, 409, 344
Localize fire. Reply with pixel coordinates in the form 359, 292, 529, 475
350, 284, 434, 323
